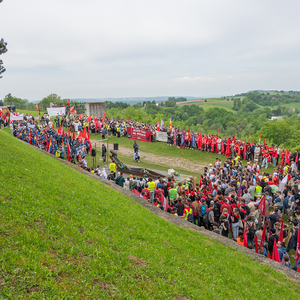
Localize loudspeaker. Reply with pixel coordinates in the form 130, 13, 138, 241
114, 143, 119, 151
91, 148, 96, 157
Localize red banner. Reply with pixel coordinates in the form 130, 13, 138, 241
127, 127, 151, 143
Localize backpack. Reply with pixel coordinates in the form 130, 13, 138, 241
247, 222, 256, 240
203, 211, 210, 224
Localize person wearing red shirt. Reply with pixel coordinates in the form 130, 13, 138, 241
142, 184, 151, 200
261, 148, 270, 169
155, 184, 164, 198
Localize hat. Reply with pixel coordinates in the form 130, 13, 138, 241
295, 210, 300, 215
129, 175, 133, 179
209, 164, 212, 166
158, 184, 162, 188
212, 222, 218, 227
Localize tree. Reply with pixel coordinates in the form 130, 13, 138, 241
0, 1, 7, 78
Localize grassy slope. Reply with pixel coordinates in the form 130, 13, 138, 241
0, 131, 299, 299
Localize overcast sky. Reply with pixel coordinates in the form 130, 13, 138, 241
1, 0, 300, 101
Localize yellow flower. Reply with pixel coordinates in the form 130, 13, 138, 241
25, 169, 28, 170
205, 248, 207, 250
199, 263, 202, 265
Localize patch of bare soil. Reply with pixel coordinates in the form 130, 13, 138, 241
127, 255, 146, 267
174, 297, 190, 300
91, 140, 206, 173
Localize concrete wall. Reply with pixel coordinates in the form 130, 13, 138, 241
84, 102, 105, 118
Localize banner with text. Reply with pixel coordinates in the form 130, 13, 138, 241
127, 127, 152, 143
155, 131, 168, 142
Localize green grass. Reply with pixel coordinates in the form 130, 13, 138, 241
1, 130, 299, 298
17, 109, 39, 117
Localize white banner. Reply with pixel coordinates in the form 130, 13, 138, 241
10, 113, 24, 122
47, 107, 66, 117
156, 131, 168, 142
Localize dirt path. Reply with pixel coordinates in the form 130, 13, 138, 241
91, 139, 207, 173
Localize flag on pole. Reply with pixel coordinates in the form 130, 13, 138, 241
160, 193, 169, 212
254, 236, 259, 253
102, 111, 106, 123
82, 127, 88, 140
180, 131, 185, 148
243, 225, 248, 247
258, 195, 267, 217
160, 119, 164, 130
77, 131, 82, 142
260, 222, 267, 247
169, 118, 172, 130
272, 239, 281, 263
61, 126, 65, 137
36, 103, 39, 109
157, 121, 160, 132
192, 132, 195, 148
199, 132, 202, 150
58, 125, 61, 135
279, 219, 284, 242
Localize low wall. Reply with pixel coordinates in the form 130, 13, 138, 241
20, 139, 300, 283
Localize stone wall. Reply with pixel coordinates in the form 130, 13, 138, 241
84, 102, 105, 118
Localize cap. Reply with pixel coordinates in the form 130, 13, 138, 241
212, 222, 218, 227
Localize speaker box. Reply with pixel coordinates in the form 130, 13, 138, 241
91, 148, 96, 157
114, 143, 119, 151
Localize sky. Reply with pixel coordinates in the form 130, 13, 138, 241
1, 0, 300, 101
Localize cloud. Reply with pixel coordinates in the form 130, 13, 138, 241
0, 0, 300, 100
175, 76, 216, 82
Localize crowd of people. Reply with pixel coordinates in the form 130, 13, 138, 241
5, 110, 300, 272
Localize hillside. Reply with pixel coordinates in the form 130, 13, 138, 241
0, 130, 299, 299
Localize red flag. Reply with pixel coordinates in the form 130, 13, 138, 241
221, 140, 225, 155
61, 126, 65, 137
102, 111, 106, 123
226, 139, 230, 157
157, 121, 160, 132
188, 127, 191, 141
279, 219, 284, 242
280, 151, 284, 166
82, 127, 88, 140
260, 222, 267, 247
36, 103, 39, 109
216, 130, 219, 140
28, 130, 32, 145
87, 115, 92, 122
88, 133, 92, 152
95, 118, 98, 131
268, 251, 271, 259
243, 140, 246, 159
243, 225, 248, 247
259, 134, 261, 143
72, 130, 75, 139
285, 148, 290, 166
46, 137, 49, 151
67, 142, 71, 161
68, 99, 70, 105
263, 137, 265, 148
251, 140, 253, 146
58, 125, 61, 134
77, 131, 82, 142
68, 128, 71, 137
254, 236, 259, 253
199, 132, 202, 150
160, 193, 169, 212
296, 151, 299, 166
258, 195, 266, 217
298, 266, 300, 273
272, 239, 281, 263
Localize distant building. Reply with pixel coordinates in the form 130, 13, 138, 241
269, 115, 287, 120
